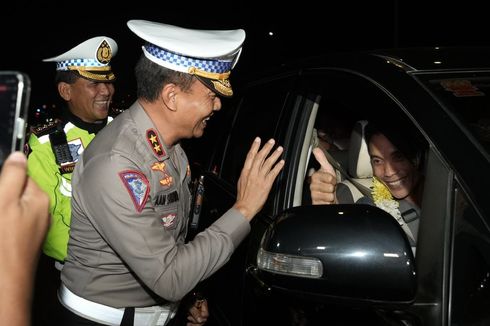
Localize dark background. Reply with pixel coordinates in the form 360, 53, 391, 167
1, 1, 489, 118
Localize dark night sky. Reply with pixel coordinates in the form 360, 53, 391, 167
1, 1, 489, 115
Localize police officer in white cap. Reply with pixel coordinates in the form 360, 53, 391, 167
27, 36, 117, 326
59, 20, 284, 326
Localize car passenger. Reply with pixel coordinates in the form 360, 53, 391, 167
310, 122, 424, 245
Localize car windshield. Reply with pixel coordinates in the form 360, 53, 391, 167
417, 71, 490, 158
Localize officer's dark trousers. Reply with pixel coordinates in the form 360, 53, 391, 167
58, 305, 104, 325
32, 254, 65, 326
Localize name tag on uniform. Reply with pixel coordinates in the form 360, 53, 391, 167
154, 191, 179, 206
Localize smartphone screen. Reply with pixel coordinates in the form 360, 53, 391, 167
0, 71, 30, 166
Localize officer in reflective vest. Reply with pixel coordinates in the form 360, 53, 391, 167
27, 36, 118, 326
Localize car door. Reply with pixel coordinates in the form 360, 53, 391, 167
194, 66, 426, 325
219, 67, 424, 326
411, 72, 490, 326
248, 68, 431, 326
252, 67, 490, 326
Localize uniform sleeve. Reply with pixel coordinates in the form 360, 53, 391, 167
27, 135, 59, 214
74, 152, 250, 301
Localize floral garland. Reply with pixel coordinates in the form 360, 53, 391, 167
371, 177, 402, 222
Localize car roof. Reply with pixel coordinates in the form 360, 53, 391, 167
241, 46, 490, 81
368, 46, 490, 72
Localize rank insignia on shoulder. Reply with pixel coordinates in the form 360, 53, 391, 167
30, 119, 63, 137
146, 129, 166, 157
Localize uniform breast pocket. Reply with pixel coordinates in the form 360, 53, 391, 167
154, 190, 180, 231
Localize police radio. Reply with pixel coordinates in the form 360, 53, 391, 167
190, 175, 205, 230
49, 128, 76, 174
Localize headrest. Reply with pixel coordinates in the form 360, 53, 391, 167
348, 120, 373, 178
43, 36, 117, 82
127, 19, 246, 97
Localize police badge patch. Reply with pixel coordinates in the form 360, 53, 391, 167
67, 138, 84, 161
119, 170, 150, 212
151, 161, 173, 187
161, 213, 176, 229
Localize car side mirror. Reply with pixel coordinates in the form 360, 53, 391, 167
256, 204, 416, 305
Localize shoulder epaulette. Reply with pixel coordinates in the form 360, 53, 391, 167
30, 119, 64, 137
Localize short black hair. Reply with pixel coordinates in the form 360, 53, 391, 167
54, 70, 80, 85
134, 54, 194, 102
364, 121, 426, 169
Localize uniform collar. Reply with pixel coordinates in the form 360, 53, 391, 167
63, 108, 108, 134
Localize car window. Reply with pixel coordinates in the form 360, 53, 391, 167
219, 79, 293, 185
299, 70, 427, 205
183, 96, 237, 172
416, 72, 490, 159
451, 181, 490, 325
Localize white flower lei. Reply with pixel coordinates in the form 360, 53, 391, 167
371, 177, 403, 223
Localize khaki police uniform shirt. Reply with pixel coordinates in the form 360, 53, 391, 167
61, 101, 250, 308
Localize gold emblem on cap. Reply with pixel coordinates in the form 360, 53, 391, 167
68, 66, 115, 81
211, 80, 233, 97
97, 40, 112, 64
188, 67, 233, 96
188, 67, 230, 80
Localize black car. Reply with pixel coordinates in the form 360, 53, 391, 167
184, 47, 490, 326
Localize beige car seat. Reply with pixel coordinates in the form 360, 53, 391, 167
336, 120, 373, 203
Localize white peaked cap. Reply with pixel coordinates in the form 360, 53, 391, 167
127, 20, 246, 97
43, 36, 118, 82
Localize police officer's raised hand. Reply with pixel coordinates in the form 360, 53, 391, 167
0, 152, 50, 326
310, 147, 337, 205
233, 137, 284, 221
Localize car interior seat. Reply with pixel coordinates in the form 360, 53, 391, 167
335, 120, 373, 203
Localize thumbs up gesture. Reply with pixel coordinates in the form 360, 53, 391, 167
309, 147, 337, 205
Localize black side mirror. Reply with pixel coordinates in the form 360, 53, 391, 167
256, 204, 416, 306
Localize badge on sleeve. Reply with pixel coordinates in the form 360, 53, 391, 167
119, 170, 150, 213
151, 161, 173, 187
161, 213, 176, 229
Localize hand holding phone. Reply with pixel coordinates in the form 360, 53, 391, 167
0, 71, 30, 167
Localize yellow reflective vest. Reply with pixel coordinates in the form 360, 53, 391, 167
27, 118, 110, 261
